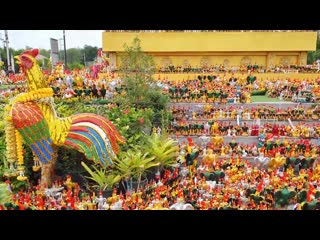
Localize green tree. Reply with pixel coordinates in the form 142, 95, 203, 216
68, 62, 84, 70
307, 31, 320, 64
116, 37, 169, 112
66, 48, 82, 65
39, 49, 50, 58
83, 45, 98, 62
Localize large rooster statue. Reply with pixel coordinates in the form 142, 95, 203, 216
4, 49, 125, 187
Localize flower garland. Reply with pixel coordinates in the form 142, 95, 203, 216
4, 87, 54, 174
10, 88, 54, 106
5, 118, 17, 165
15, 130, 24, 166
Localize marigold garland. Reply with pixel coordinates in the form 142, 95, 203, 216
5, 120, 17, 164
15, 130, 24, 166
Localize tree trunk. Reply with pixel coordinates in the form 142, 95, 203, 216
40, 146, 58, 189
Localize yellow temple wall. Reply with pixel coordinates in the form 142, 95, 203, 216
115, 52, 301, 69
103, 31, 317, 69
102, 31, 317, 52
99, 72, 320, 82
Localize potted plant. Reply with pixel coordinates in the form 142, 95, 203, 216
114, 148, 159, 192
81, 162, 121, 197
144, 132, 179, 176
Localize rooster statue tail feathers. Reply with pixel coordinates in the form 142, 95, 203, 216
64, 113, 125, 166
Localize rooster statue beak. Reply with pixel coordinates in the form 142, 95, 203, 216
14, 55, 21, 65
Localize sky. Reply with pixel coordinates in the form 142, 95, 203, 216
1, 30, 103, 50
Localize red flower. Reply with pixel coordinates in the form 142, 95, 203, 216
138, 117, 144, 124
122, 109, 130, 115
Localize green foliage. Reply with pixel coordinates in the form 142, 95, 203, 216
55, 147, 87, 177
114, 149, 158, 182
308, 50, 320, 64
251, 90, 267, 96
66, 48, 83, 66
81, 162, 121, 191
308, 51, 315, 64
9, 178, 30, 194
144, 133, 179, 171
106, 106, 154, 151
83, 45, 99, 62
116, 37, 168, 113
39, 49, 51, 58
68, 62, 84, 70
0, 183, 10, 204
144, 90, 170, 112
0, 107, 7, 178
307, 34, 320, 64
0, 141, 6, 179
54, 100, 100, 117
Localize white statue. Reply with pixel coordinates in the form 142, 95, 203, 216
170, 198, 194, 210
110, 200, 123, 210
227, 128, 231, 136
204, 122, 210, 134
242, 149, 247, 157
198, 134, 210, 148
94, 192, 107, 210
253, 153, 270, 168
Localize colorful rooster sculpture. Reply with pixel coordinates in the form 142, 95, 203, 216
4, 49, 125, 187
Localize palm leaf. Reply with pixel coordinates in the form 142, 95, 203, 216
81, 162, 121, 190
144, 134, 179, 169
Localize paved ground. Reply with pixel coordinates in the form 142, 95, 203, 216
173, 135, 320, 146
168, 102, 316, 110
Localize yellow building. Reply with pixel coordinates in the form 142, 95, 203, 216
102, 31, 317, 70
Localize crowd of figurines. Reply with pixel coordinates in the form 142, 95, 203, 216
161, 74, 320, 103
2, 85, 320, 210
2, 147, 320, 210
2, 66, 320, 209
167, 105, 320, 138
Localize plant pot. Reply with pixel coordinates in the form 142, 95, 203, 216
95, 189, 113, 198
146, 171, 155, 182
128, 178, 148, 192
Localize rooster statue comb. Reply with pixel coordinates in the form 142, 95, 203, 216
5, 49, 125, 187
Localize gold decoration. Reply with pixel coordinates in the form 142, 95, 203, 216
200, 57, 210, 67
240, 57, 251, 66
161, 57, 172, 68
280, 56, 290, 67
182, 59, 189, 68
223, 59, 230, 68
